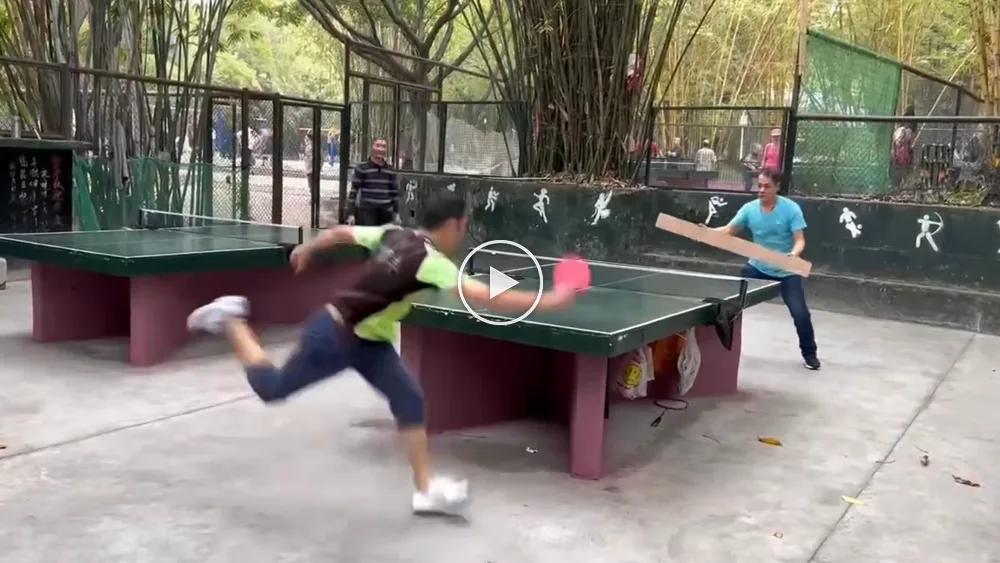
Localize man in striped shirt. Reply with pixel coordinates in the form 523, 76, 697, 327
347, 138, 400, 226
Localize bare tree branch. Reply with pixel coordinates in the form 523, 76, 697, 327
430, 20, 455, 62
301, 0, 380, 47
423, 0, 462, 56
378, 0, 424, 51
357, 1, 384, 46
438, 2, 494, 78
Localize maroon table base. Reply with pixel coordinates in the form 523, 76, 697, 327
401, 321, 743, 480
30, 262, 363, 366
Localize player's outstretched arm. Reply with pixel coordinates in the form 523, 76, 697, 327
456, 278, 576, 313
290, 226, 357, 272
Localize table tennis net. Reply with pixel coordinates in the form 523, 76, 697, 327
137, 209, 303, 246
466, 248, 749, 301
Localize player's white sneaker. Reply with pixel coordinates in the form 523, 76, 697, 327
412, 476, 469, 515
187, 296, 249, 334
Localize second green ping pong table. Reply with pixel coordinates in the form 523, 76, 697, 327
400, 249, 780, 480
0, 210, 366, 365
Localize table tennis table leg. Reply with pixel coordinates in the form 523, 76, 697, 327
569, 353, 608, 480
129, 274, 204, 366
29, 263, 129, 343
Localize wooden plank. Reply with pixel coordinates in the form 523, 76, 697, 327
655, 213, 812, 277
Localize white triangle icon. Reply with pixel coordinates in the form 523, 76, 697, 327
488, 267, 518, 299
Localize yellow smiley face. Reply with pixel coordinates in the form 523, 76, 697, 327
623, 363, 642, 388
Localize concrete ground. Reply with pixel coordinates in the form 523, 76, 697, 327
1, 279, 998, 563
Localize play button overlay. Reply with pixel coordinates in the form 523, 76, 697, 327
488, 267, 518, 299
457, 240, 544, 326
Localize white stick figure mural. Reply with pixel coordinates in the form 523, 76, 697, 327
838, 206, 863, 239
445, 183, 456, 192
704, 196, 728, 225
405, 180, 417, 203
532, 188, 550, 223
591, 191, 612, 225
485, 186, 499, 211
915, 212, 944, 252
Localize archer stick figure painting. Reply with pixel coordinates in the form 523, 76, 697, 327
915, 212, 943, 252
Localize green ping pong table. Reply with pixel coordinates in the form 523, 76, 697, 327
399, 250, 780, 480
0, 210, 365, 365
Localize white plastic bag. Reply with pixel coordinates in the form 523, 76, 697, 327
676, 327, 701, 396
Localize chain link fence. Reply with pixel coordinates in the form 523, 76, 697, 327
790, 114, 1000, 206
641, 106, 790, 191
347, 99, 524, 177
0, 56, 347, 230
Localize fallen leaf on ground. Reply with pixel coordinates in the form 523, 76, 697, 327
920, 455, 930, 467
772, 531, 784, 539
758, 436, 782, 447
952, 475, 981, 487
841, 495, 865, 505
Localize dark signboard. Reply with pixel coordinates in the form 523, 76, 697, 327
0, 139, 85, 233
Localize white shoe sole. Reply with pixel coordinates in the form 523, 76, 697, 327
412, 482, 471, 516
187, 296, 248, 333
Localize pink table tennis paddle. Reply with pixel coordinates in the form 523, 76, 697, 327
553, 254, 591, 292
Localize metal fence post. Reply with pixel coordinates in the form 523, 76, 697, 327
201, 93, 215, 216
361, 82, 371, 160
951, 93, 962, 164
311, 106, 322, 228
338, 106, 352, 224
643, 108, 655, 186
239, 89, 250, 220
271, 95, 284, 224
392, 84, 401, 167
60, 62, 73, 138
517, 101, 529, 177
437, 103, 448, 173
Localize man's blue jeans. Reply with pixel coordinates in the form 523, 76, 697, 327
740, 264, 818, 358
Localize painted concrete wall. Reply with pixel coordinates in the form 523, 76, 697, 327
397, 172, 1000, 333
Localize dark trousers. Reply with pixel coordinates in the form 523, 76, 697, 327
354, 206, 395, 226
245, 310, 426, 427
740, 264, 818, 358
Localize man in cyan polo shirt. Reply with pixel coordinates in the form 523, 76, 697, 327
348, 138, 399, 226
717, 169, 821, 370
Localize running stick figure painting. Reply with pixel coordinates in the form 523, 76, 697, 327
405, 180, 417, 203
838, 207, 863, 239
591, 191, 612, 225
915, 212, 943, 252
704, 196, 727, 225
532, 188, 550, 223
485, 186, 499, 212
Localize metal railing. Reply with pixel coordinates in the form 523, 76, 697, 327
635, 105, 791, 191
0, 55, 348, 230
789, 113, 1000, 204
3, 55, 997, 213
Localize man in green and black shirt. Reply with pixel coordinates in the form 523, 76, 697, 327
187, 192, 577, 515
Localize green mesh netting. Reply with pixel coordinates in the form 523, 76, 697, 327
71, 158, 102, 231
794, 30, 902, 195
73, 156, 229, 230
